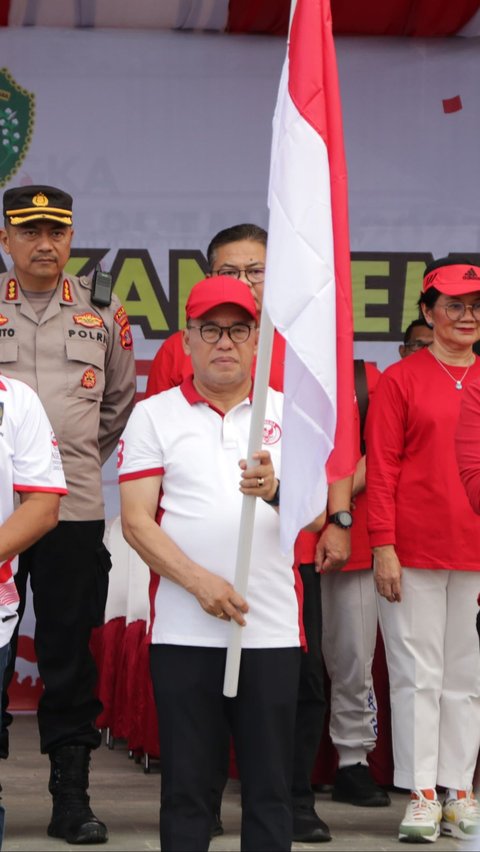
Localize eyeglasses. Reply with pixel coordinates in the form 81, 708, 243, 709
404, 341, 431, 351
213, 266, 265, 285
441, 301, 480, 321
187, 322, 255, 344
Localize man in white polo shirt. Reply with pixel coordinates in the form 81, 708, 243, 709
119, 275, 325, 852
0, 374, 66, 847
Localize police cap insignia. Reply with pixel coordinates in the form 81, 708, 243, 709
3, 184, 73, 226
32, 192, 48, 208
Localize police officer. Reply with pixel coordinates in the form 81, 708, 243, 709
0, 185, 136, 844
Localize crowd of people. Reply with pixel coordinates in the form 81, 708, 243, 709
0, 183, 479, 850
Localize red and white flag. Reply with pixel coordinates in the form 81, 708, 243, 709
263, 0, 356, 551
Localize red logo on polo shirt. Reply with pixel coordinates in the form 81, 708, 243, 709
263, 419, 282, 445
0, 314, 8, 326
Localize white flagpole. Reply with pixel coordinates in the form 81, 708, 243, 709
222, 307, 275, 697
222, 0, 298, 699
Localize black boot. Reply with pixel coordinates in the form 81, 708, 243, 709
48, 745, 108, 844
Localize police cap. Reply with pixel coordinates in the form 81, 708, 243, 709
3, 185, 73, 226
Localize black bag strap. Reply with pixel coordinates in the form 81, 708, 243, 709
354, 359, 369, 455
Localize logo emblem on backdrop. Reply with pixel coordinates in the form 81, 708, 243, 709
0, 68, 35, 188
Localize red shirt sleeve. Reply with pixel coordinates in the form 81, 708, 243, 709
145, 332, 193, 398
365, 366, 408, 548
456, 376, 480, 514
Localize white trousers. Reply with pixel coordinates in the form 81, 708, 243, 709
376, 567, 480, 791
321, 569, 378, 766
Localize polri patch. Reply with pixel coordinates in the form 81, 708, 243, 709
114, 305, 133, 351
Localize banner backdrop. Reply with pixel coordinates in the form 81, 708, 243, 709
1, 26, 479, 704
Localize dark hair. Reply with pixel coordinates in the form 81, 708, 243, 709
207, 224, 267, 269
403, 318, 432, 345
419, 255, 477, 310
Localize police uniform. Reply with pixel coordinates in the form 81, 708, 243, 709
0, 185, 136, 845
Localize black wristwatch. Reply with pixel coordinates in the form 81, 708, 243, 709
263, 480, 280, 507
328, 510, 353, 529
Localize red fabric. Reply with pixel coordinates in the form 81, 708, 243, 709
127, 635, 160, 757
145, 327, 285, 398
227, 0, 479, 37
91, 616, 126, 730
1, 0, 477, 35
366, 348, 480, 567
227, 0, 290, 35
110, 619, 148, 741
289, 0, 356, 486
455, 375, 480, 515
0, 1, 10, 26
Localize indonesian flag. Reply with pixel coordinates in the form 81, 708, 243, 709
263, 0, 356, 551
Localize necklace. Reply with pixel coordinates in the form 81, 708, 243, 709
429, 349, 474, 390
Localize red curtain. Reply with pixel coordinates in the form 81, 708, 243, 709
227, 0, 480, 37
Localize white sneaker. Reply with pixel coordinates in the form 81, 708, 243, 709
441, 792, 480, 840
398, 790, 442, 843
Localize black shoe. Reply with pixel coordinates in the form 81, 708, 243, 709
210, 809, 224, 839
332, 763, 391, 807
293, 806, 332, 843
47, 745, 108, 844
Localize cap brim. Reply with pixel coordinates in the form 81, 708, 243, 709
433, 281, 480, 296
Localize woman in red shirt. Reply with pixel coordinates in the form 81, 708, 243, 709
366, 257, 480, 844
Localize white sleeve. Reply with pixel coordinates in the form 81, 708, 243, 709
13, 384, 67, 493
117, 399, 165, 481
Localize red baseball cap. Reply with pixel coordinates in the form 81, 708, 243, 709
422, 262, 480, 296
185, 275, 258, 321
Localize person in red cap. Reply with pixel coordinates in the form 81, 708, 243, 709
118, 276, 326, 852
366, 256, 480, 843
147, 222, 353, 844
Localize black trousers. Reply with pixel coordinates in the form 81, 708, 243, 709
209, 563, 326, 815
3, 521, 109, 754
292, 562, 326, 809
150, 644, 300, 852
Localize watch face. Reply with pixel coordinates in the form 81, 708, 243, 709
336, 511, 353, 528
